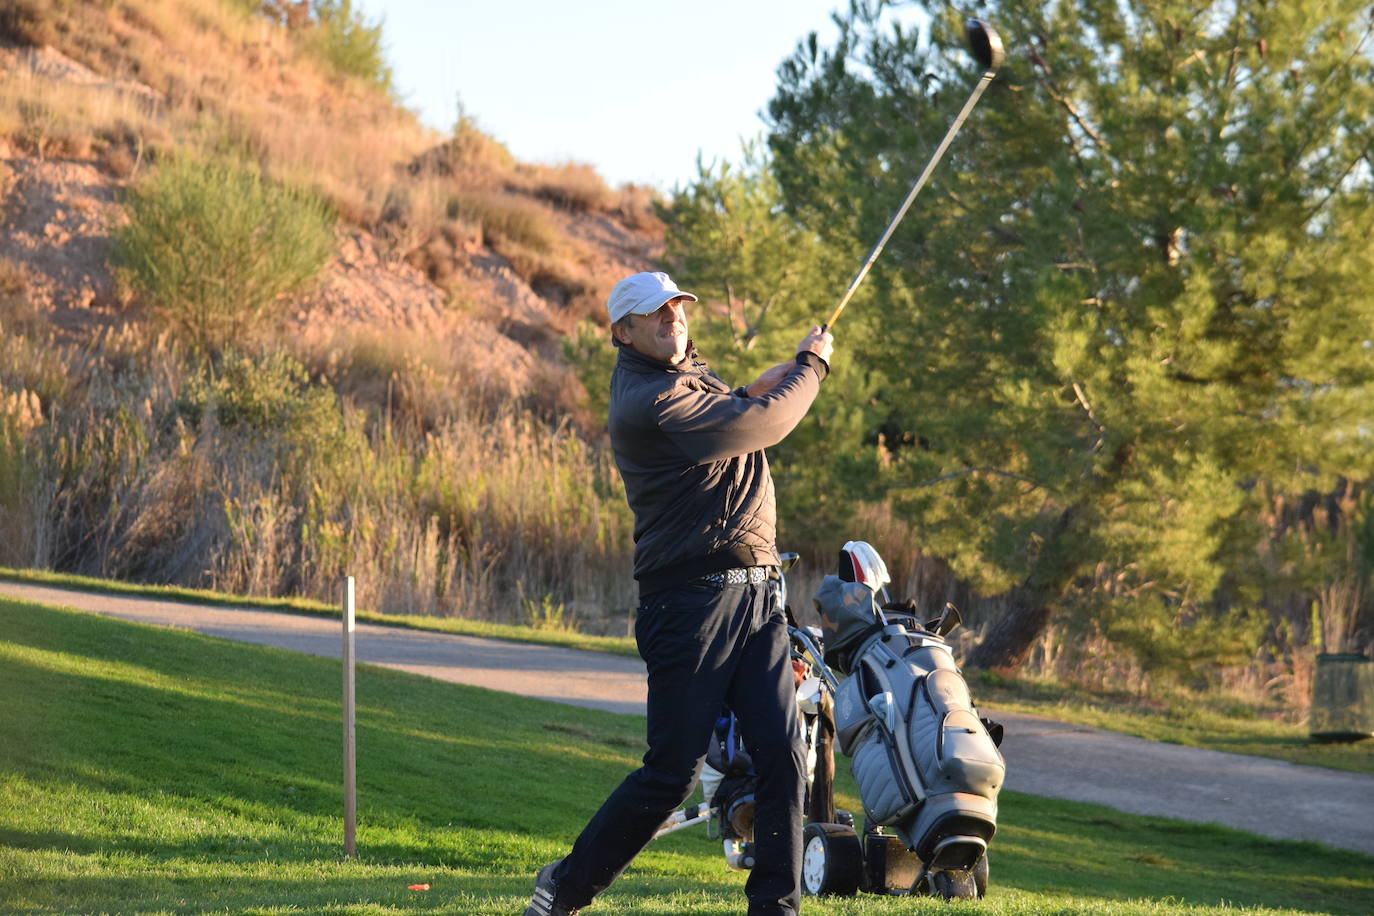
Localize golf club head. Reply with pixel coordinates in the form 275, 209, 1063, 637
966, 19, 1004, 71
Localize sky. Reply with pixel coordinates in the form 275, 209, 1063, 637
354, 0, 854, 191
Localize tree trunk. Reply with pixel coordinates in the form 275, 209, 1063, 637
966, 583, 1054, 670
966, 508, 1078, 671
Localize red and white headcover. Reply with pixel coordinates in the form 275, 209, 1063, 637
838, 540, 891, 593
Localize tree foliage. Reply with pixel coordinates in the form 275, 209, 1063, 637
253, 0, 394, 92
307, 0, 393, 91
671, 0, 1374, 671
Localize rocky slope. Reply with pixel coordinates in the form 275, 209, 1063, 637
0, 33, 663, 376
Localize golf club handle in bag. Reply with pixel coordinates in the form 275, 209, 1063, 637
821, 67, 998, 334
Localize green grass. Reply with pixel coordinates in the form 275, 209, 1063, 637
0, 566, 638, 658
972, 675, 1374, 777
3, 567, 1370, 779
2, 597, 1372, 915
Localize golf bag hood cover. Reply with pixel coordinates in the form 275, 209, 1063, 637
815, 581, 1006, 863
813, 575, 884, 673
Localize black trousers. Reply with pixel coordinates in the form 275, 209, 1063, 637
552, 577, 806, 915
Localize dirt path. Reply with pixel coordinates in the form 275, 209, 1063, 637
4, 580, 1372, 856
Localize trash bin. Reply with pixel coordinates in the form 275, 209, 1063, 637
1309, 652, 1374, 742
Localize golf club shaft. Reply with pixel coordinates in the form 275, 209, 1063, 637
822, 68, 998, 332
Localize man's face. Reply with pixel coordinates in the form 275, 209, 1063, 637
618, 297, 690, 364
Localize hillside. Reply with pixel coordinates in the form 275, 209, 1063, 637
0, 0, 664, 630
0, 0, 662, 381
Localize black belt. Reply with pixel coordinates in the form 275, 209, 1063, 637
694, 565, 778, 586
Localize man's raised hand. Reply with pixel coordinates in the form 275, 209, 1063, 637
798, 325, 833, 364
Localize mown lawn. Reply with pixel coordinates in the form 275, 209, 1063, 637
1, 597, 1371, 915
5, 568, 1372, 778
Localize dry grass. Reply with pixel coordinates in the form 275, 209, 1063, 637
524, 161, 616, 214
407, 115, 515, 183
292, 320, 533, 428
449, 189, 563, 254
614, 182, 666, 232
0, 71, 164, 164
0, 319, 637, 629
2, 0, 435, 221
380, 176, 468, 256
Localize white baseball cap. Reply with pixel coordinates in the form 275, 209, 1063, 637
606, 271, 698, 324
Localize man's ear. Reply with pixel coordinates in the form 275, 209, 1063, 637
611, 317, 633, 346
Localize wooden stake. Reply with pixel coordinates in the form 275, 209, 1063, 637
342, 576, 357, 858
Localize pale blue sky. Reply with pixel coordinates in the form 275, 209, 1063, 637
356, 0, 855, 190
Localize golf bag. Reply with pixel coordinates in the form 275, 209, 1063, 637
814, 570, 1004, 877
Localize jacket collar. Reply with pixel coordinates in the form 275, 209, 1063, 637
614, 338, 704, 374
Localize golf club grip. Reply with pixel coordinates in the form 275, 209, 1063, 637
823, 68, 997, 331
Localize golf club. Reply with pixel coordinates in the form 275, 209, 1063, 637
821, 19, 1005, 332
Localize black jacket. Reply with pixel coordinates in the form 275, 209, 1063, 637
608, 342, 827, 592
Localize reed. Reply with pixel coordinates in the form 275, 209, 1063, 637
0, 327, 635, 630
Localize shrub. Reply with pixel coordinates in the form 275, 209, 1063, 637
177, 349, 349, 472
99, 143, 138, 179
304, 0, 393, 93
529, 162, 615, 214
113, 155, 335, 352
406, 112, 514, 181
497, 242, 589, 310
0, 0, 56, 47
0, 257, 25, 298
614, 183, 665, 232
447, 189, 561, 254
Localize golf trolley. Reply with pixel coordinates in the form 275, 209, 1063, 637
653, 543, 1006, 900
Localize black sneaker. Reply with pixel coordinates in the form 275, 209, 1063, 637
523, 859, 580, 916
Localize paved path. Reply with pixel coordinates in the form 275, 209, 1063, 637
4, 580, 1373, 856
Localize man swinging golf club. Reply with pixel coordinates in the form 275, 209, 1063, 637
524, 21, 1005, 911
523, 271, 832, 915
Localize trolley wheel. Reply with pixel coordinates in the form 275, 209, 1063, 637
973, 851, 989, 898
801, 822, 863, 897
929, 867, 978, 900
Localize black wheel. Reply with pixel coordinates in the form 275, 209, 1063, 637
930, 868, 978, 900
973, 852, 989, 898
801, 822, 863, 897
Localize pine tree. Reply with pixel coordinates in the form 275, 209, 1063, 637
754, 0, 1374, 669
